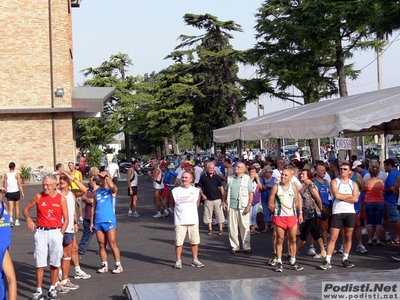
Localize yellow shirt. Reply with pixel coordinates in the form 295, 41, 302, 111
70, 170, 82, 190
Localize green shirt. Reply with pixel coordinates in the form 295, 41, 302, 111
228, 175, 254, 209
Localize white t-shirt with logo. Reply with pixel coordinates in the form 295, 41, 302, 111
172, 186, 200, 225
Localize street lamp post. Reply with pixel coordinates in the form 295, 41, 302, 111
259, 104, 265, 149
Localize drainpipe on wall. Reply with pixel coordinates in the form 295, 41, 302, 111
48, 0, 57, 168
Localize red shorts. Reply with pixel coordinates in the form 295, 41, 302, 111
273, 215, 298, 230
162, 185, 169, 198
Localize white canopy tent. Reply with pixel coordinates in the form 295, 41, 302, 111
213, 86, 400, 142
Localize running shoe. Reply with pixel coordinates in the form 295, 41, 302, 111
275, 262, 283, 272
212, 218, 218, 226
341, 259, 355, 268
307, 246, 316, 256
356, 244, 368, 254
47, 289, 60, 300
191, 260, 204, 268
152, 212, 162, 218
175, 260, 182, 269
32, 292, 45, 300
361, 227, 367, 235
290, 262, 304, 271
54, 285, 69, 294
74, 269, 91, 280
162, 209, 169, 217
97, 263, 108, 273
15, 219, 20, 226
337, 244, 344, 254
128, 211, 133, 217
313, 251, 327, 259
10, 220, 14, 227
132, 211, 140, 217
167, 208, 174, 214
112, 264, 124, 274
268, 254, 278, 266
62, 280, 79, 290
319, 260, 332, 270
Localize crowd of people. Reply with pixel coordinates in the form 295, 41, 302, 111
2, 150, 400, 299
0, 160, 124, 300
138, 151, 400, 273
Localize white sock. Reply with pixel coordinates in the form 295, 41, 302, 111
277, 258, 282, 264
343, 253, 349, 261
75, 266, 81, 273
326, 255, 332, 264
115, 261, 121, 266
290, 257, 296, 265
37, 287, 42, 293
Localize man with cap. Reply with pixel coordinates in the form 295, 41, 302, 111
352, 160, 368, 178
176, 162, 193, 186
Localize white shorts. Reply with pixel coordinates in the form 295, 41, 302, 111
175, 224, 200, 246
34, 228, 64, 268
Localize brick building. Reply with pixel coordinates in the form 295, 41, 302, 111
0, 0, 114, 175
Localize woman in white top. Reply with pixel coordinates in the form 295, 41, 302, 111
3, 162, 24, 227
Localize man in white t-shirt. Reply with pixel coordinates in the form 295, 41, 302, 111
272, 159, 285, 181
172, 171, 203, 269
193, 160, 203, 186
363, 159, 387, 181
107, 158, 119, 184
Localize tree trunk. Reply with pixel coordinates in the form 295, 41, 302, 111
164, 137, 170, 156
171, 134, 178, 154
124, 130, 131, 162
335, 37, 348, 98
309, 139, 320, 164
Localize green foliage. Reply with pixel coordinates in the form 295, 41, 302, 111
248, 0, 382, 103
87, 145, 102, 169
80, 53, 142, 162
102, 145, 116, 154
19, 164, 30, 180
75, 117, 117, 149
165, 13, 246, 149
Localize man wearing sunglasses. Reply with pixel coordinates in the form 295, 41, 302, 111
320, 162, 359, 270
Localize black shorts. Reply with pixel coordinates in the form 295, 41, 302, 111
6, 191, 21, 201
330, 213, 356, 229
128, 186, 138, 196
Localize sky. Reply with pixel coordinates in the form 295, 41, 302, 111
72, 0, 400, 120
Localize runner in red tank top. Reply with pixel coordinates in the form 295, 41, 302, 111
23, 175, 68, 300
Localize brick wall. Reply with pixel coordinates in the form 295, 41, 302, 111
0, 0, 78, 175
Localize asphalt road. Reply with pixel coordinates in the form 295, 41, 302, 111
8, 174, 400, 299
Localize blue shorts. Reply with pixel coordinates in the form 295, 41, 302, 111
93, 222, 117, 232
385, 203, 400, 222
365, 202, 384, 226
